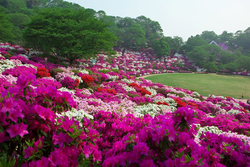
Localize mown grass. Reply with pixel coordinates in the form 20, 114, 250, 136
144, 73, 250, 99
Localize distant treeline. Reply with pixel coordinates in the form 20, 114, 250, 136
1, 0, 250, 72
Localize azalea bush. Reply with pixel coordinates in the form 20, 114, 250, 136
1, 43, 250, 166
37, 67, 51, 78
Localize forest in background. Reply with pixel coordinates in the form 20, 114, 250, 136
1, 0, 250, 72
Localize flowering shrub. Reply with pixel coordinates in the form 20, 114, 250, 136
1, 43, 250, 166
60, 76, 77, 90
97, 87, 117, 95
37, 67, 51, 77
156, 101, 169, 106
129, 82, 152, 96
79, 74, 95, 87
2, 65, 37, 77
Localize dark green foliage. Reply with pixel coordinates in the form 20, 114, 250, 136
152, 38, 170, 61
50, 68, 65, 77
70, 69, 80, 75
204, 62, 218, 73
186, 44, 221, 67
111, 69, 120, 74
23, 7, 117, 64
0, 10, 16, 43
116, 17, 146, 54
127, 93, 140, 98
236, 56, 250, 72
85, 69, 93, 75
98, 69, 111, 74
164, 36, 184, 55
223, 62, 238, 72
135, 15, 163, 45
200, 31, 218, 43
179, 35, 207, 54
155, 88, 168, 97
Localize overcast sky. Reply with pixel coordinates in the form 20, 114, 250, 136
65, 0, 250, 41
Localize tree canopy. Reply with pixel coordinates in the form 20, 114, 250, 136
23, 7, 117, 64
152, 38, 170, 62
115, 17, 146, 55
0, 10, 16, 43
186, 44, 221, 67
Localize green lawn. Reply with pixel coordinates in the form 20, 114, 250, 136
144, 73, 250, 99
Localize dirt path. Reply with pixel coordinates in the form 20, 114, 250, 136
138, 74, 249, 104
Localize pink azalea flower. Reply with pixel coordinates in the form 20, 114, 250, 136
24, 146, 34, 158
48, 149, 66, 166
93, 150, 102, 162
53, 132, 72, 148
0, 97, 18, 113
8, 105, 24, 123
34, 137, 43, 151
139, 159, 156, 167
33, 105, 55, 121
28, 156, 49, 167
82, 144, 92, 159
6, 123, 28, 138
16, 74, 36, 88
0, 132, 9, 143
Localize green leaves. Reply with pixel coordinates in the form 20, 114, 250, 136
23, 7, 116, 65
152, 38, 170, 60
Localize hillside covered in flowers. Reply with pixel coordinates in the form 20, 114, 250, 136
1, 43, 250, 166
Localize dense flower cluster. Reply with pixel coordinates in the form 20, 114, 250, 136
80, 74, 95, 83
97, 87, 117, 95
1, 43, 250, 166
129, 82, 152, 96
2, 65, 37, 77
60, 76, 77, 89
37, 67, 51, 77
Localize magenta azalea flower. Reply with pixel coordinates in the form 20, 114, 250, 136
6, 123, 28, 138
0, 132, 9, 143
0, 97, 18, 113
53, 132, 72, 148
28, 156, 49, 167
24, 146, 34, 158
8, 105, 24, 123
139, 159, 156, 167
16, 74, 36, 88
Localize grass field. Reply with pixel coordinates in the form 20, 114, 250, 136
144, 73, 250, 99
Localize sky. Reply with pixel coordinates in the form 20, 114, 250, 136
65, 0, 250, 41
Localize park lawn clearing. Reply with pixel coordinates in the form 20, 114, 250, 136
144, 73, 250, 99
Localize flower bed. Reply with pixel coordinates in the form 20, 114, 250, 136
1, 43, 250, 166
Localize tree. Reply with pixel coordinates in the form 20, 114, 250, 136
186, 44, 221, 67
179, 35, 207, 54
5, 0, 28, 13
204, 62, 218, 73
152, 38, 170, 64
135, 15, 163, 46
218, 31, 233, 43
216, 50, 238, 65
116, 17, 146, 55
7, 13, 31, 41
23, 8, 117, 65
0, 10, 16, 43
164, 36, 184, 55
224, 62, 238, 72
234, 28, 250, 55
236, 56, 250, 72
7, 13, 30, 30
200, 30, 218, 43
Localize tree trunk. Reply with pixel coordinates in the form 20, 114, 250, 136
122, 48, 126, 56
69, 58, 75, 65
164, 56, 167, 66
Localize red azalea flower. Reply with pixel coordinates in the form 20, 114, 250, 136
174, 98, 186, 107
